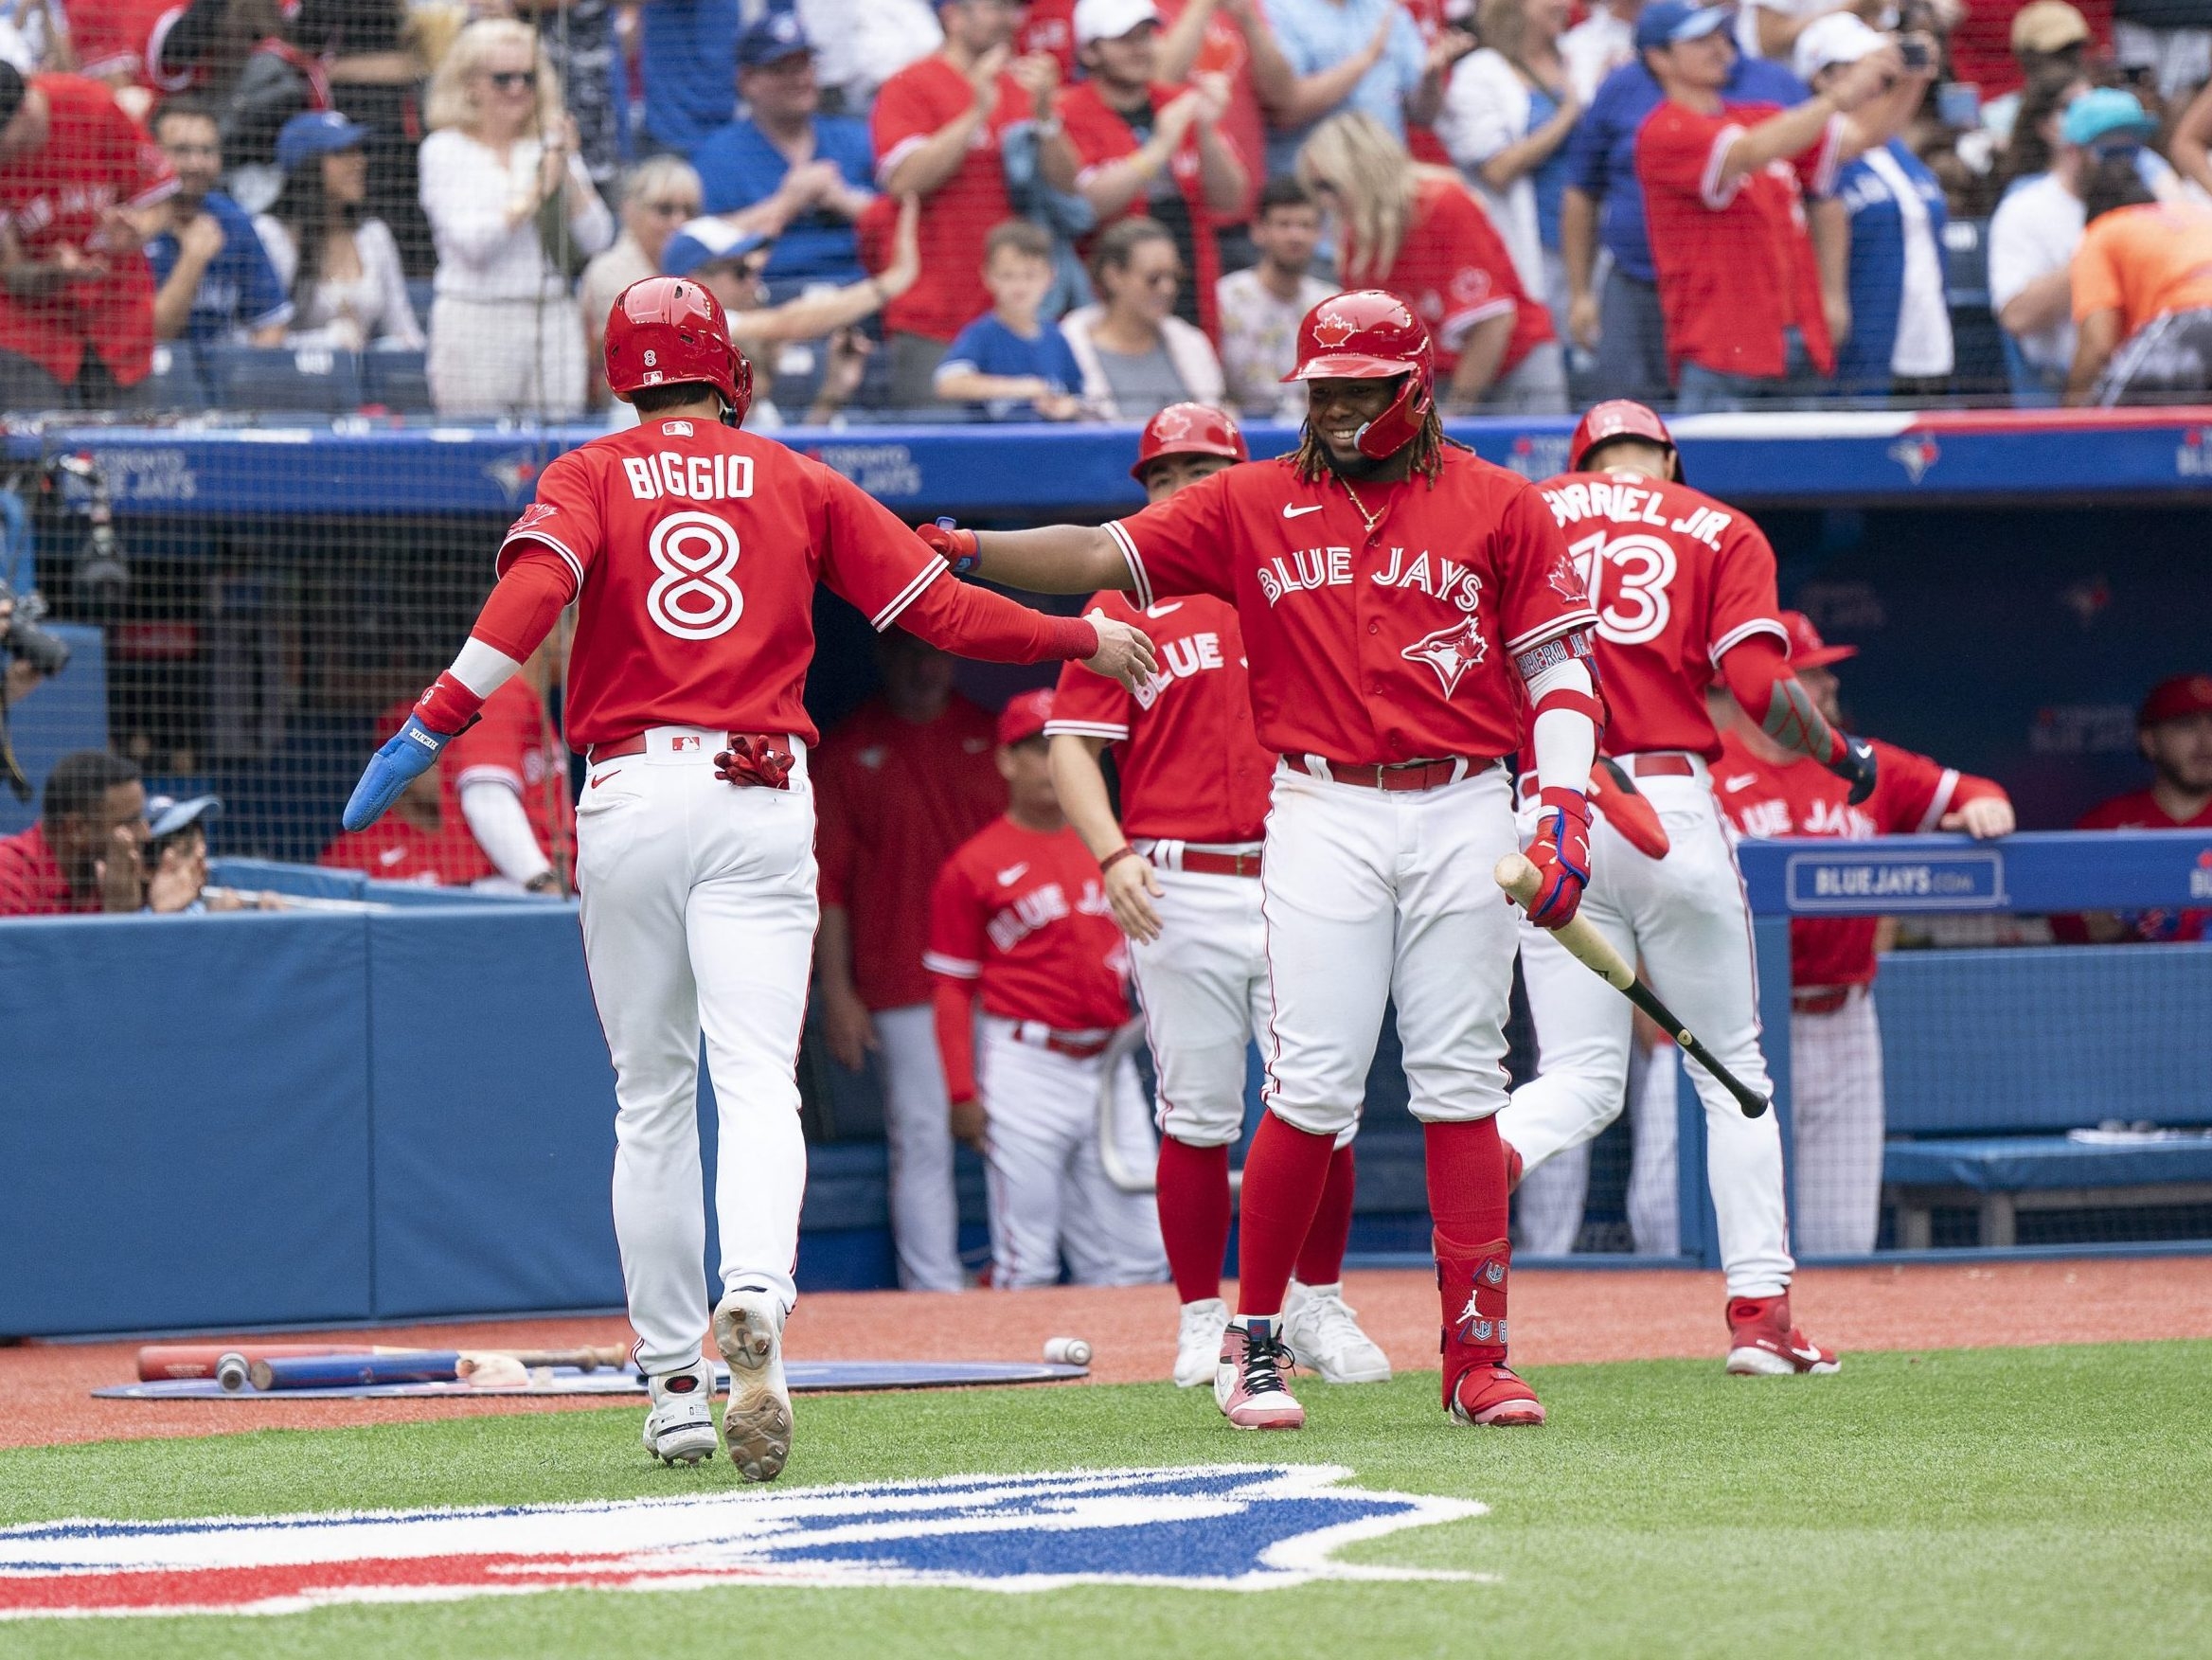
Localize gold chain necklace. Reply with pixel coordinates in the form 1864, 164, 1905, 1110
1339, 479, 1385, 538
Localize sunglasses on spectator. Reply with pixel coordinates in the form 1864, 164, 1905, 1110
485, 70, 539, 90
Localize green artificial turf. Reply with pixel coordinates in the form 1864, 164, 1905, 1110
3, 1341, 2206, 1658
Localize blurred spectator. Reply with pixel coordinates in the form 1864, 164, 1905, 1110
60, 0, 177, 92
1044, 0, 1249, 338
636, 0, 740, 156
448, 635, 575, 897
693, 13, 877, 291
140, 793, 281, 913
0, 65, 176, 411
1799, 15, 1955, 397
1216, 174, 1335, 417
145, 98, 290, 347
580, 156, 703, 402
516, 0, 623, 190
1297, 112, 1561, 410
871, 0, 1056, 406
2164, 74, 2212, 202
0, 750, 148, 918
1259, 0, 1449, 177
798, 0, 945, 115
2113, 2, 2212, 105
0, 592, 53, 708
1561, 10, 1808, 403
1148, 0, 1278, 224
1561, 0, 1641, 102
1059, 215, 1226, 416
2064, 155, 2212, 403
1734, 0, 1857, 64
2063, 673, 2212, 944
254, 111, 423, 351
1438, 0, 1583, 342
1983, 2, 2093, 141
934, 219, 1087, 418
419, 19, 614, 419
1635, 1, 1929, 411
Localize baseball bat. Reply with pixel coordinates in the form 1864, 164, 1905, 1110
251, 1352, 464, 1390
1495, 852, 1771, 1119
136, 1343, 422, 1382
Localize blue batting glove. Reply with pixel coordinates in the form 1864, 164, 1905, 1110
342, 713, 454, 831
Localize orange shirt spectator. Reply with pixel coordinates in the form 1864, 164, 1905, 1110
2066, 193, 2212, 405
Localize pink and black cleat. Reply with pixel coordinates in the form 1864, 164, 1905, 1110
1214, 1317, 1306, 1430
1725, 1294, 1841, 1376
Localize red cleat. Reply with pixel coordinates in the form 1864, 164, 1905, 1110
1725, 1294, 1841, 1376
1448, 1362, 1546, 1426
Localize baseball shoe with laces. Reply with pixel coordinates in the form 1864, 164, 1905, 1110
1214, 1317, 1305, 1430
713, 1287, 794, 1480
1174, 1297, 1230, 1388
640, 1357, 719, 1466
1725, 1294, 1841, 1375
1281, 1281, 1393, 1383
1447, 1362, 1546, 1427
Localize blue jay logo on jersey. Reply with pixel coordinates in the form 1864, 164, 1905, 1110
0, 1465, 1486, 1617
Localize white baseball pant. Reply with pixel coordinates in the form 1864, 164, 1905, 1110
1261, 761, 1521, 1136
1789, 989, 1885, 1256
1496, 762, 1793, 1297
873, 1003, 966, 1292
976, 1018, 1168, 1289
577, 726, 815, 1375
1127, 856, 1269, 1151
1511, 1041, 1681, 1256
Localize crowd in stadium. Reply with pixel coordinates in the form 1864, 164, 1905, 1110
3, 0, 2212, 418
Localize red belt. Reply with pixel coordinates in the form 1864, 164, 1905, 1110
1007, 1021, 1114, 1060
1290, 755, 1497, 793
1792, 986, 1858, 1015
586, 731, 794, 764
1625, 753, 1697, 778
1180, 848, 1262, 878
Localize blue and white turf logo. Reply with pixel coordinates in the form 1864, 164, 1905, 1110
0, 1465, 1488, 1617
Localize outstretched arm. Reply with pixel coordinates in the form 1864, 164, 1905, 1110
1718, 634, 1876, 800
921, 520, 1141, 595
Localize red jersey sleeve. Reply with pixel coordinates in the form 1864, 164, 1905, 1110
1432, 186, 1521, 343
496, 449, 603, 593
1495, 479, 1598, 658
1107, 468, 1237, 611
1867, 739, 1961, 834
107, 94, 177, 210
1046, 592, 1137, 740
923, 854, 985, 981
1792, 112, 1847, 201
815, 467, 950, 631
1706, 514, 1787, 664
869, 66, 943, 187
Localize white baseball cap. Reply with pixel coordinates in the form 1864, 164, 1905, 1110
1793, 11, 1887, 83
1074, 0, 1162, 46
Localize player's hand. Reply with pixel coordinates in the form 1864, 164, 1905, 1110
1941, 795, 2015, 839
1081, 610, 1159, 695
342, 712, 457, 831
1588, 759, 1670, 860
950, 1095, 988, 1151
1823, 732, 1878, 806
1522, 786, 1592, 929
819, 981, 880, 1071
1104, 853, 1166, 944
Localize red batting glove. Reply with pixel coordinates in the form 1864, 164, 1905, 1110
1588, 759, 1670, 860
715, 734, 794, 790
1524, 786, 1593, 929
918, 517, 979, 574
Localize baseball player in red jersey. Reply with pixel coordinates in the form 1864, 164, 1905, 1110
320, 700, 494, 887
1494, 402, 1879, 1377
926, 688, 1168, 1288
2061, 674, 2212, 944
923, 291, 1604, 1433
445, 634, 576, 895
1711, 610, 2014, 1256
1046, 404, 1390, 1390
340, 277, 1155, 1476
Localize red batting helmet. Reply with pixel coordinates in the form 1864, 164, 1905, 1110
1131, 402, 1249, 480
1569, 400, 1682, 479
604, 276, 754, 424
1282, 290, 1435, 461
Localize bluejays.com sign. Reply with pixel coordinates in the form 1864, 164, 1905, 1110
1784, 848, 2007, 913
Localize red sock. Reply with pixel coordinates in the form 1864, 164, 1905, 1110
1293, 1142, 1358, 1287
1426, 1118, 1514, 1404
1155, 1137, 1233, 1304
1232, 1112, 1337, 1319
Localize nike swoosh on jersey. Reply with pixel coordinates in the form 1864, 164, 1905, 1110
1281, 503, 1324, 519
996, 863, 1028, 886
1722, 774, 1758, 792
1145, 601, 1184, 618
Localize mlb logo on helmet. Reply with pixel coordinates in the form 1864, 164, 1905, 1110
0, 1466, 1487, 1616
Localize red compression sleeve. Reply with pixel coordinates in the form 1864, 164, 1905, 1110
1719, 635, 1845, 764
931, 977, 980, 1105
898, 575, 1099, 664
415, 553, 571, 734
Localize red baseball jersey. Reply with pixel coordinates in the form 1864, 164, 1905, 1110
1157, 0, 1267, 220
1635, 99, 1839, 382
1713, 731, 2003, 987
1046, 589, 1273, 844
445, 676, 578, 880
497, 418, 949, 750
66, 0, 181, 83
925, 815, 1132, 1031
0, 75, 176, 385
870, 57, 1030, 341
813, 692, 1006, 1009
0, 823, 98, 917
1536, 469, 1785, 759
1343, 176, 1552, 379
1107, 449, 1596, 765
2066, 788, 2212, 943
319, 817, 493, 888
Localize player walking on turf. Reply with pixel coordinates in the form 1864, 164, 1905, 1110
1046, 403, 1391, 1391
923, 292, 1603, 1432
340, 277, 1157, 1474
1494, 401, 1873, 1376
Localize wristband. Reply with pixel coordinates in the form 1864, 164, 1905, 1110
935, 516, 982, 577
1100, 845, 1139, 874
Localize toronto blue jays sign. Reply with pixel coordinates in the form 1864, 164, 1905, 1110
0, 1465, 1486, 1617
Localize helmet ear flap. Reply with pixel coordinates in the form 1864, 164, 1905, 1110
1352, 370, 1430, 460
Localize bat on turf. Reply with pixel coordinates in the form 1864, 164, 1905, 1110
246, 1348, 633, 1390
142, 1343, 630, 1384
1495, 852, 1771, 1119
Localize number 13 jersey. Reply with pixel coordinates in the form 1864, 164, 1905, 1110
497, 418, 949, 748
1534, 469, 1788, 759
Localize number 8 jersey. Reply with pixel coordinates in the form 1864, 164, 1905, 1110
498, 418, 951, 748
1534, 469, 1788, 759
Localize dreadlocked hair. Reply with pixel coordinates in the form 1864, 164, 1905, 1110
1291, 402, 1454, 485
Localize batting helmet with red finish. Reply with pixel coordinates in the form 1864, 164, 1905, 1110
604, 276, 753, 424
1282, 290, 1435, 460
1569, 400, 1681, 478
1131, 402, 1249, 480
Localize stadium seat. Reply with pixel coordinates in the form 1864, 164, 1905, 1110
365, 348, 434, 413
204, 345, 365, 416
